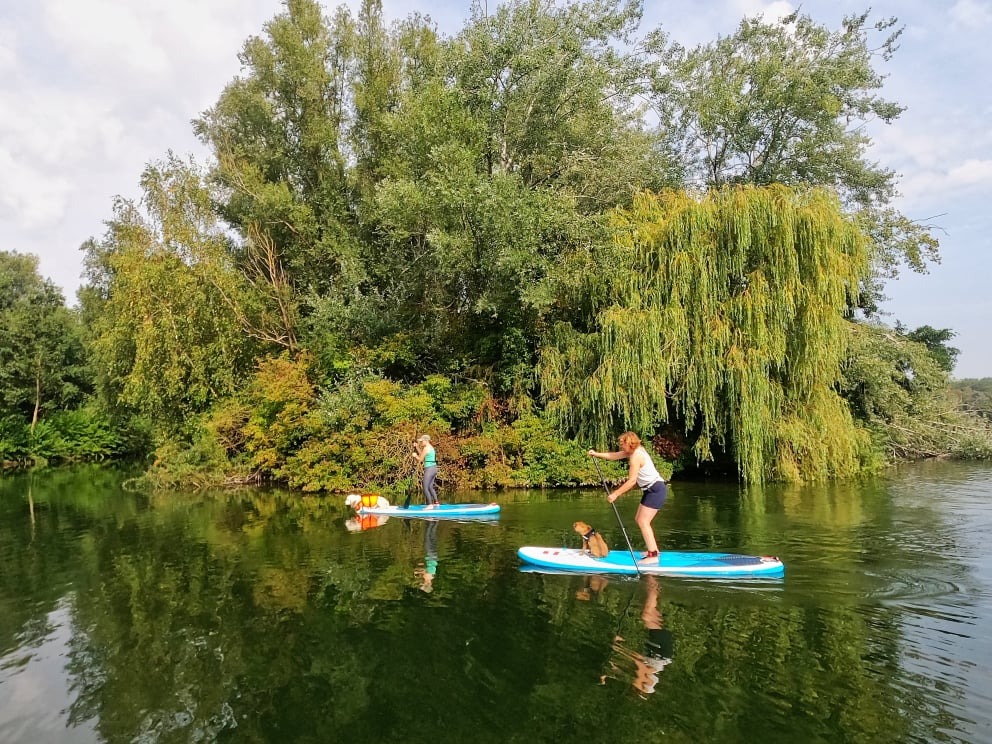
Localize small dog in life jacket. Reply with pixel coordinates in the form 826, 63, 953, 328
345, 493, 391, 511
344, 493, 392, 532
573, 520, 609, 558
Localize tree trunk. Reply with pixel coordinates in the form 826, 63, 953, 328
30, 355, 41, 436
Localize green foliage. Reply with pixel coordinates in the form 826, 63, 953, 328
0, 251, 90, 423
240, 354, 322, 475
840, 323, 992, 461
29, 409, 122, 462
0, 406, 136, 464
194, 0, 362, 298
541, 186, 872, 483
898, 323, 960, 373
0, 415, 29, 461
81, 158, 256, 435
68, 0, 976, 485
509, 413, 611, 487
148, 355, 614, 491
650, 10, 939, 302
454, 0, 673, 202
950, 378, 992, 423
141, 430, 236, 490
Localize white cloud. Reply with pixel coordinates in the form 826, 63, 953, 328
950, 0, 992, 28
0, 145, 72, 228
877, 116, 992, 206
0, 84, 127, 230
43, 0, 173, 82
946, 158, 992, 188
40, 0, 278, 111
0, 0, 279, 291
0, 25, 17, 74
726, 0, 795, 23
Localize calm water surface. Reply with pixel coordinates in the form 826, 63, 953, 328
1, 462, 991, 743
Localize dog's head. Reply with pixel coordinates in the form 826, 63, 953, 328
344, 493, 362, 510
573, 520, 592, 535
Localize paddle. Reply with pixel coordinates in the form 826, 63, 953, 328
592, 455, 642, 577
403, 436, 421, 509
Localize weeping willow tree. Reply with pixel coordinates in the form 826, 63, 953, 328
540, 185, 874, 482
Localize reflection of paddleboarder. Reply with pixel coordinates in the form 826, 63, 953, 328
415, 519, 439, 593
601, 575, 674, 696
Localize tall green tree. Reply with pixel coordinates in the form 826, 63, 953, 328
81, 159, 255, 434
347, 0, 676, 386
540, 185, 873, 482
0, 251, 89, 432
350, 0, 403, 199
650, 10, 939, 306
453, 0, 673, 205
841, 322, 990, 460
898, 323, 959, 373
194, 0, 362, 299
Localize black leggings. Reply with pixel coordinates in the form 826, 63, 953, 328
423, 466, 439, 504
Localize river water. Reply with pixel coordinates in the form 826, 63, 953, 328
1, 461, 990, 743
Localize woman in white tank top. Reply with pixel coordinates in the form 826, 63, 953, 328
588, 431, 667, 564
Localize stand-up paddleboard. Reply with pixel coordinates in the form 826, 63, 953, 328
517, 547, 784, 578
355, 503, 500, 519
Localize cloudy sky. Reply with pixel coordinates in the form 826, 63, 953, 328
2, 0, 989, 376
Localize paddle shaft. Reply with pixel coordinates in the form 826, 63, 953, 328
592, 456, 641, 577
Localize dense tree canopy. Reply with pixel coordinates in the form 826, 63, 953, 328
540, 186, 873, 482
81, 158, 257, 434
42, 0, 989, 481
0, 252, 89, 428
649, 10, 939, 308
899, 323, 959, 373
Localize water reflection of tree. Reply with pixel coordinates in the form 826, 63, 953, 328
0, 473, 956, 743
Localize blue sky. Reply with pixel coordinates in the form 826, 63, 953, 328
1, 0, 989, 376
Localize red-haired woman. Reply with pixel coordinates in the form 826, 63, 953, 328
588, 432, 667, 563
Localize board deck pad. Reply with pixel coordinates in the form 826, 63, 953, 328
517, 547, 784, 578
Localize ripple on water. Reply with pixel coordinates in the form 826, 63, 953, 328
863, 572, 962, 602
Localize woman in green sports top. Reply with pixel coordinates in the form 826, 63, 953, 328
413, 434, 440, 507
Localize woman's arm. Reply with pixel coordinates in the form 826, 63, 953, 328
607, 450, 643, 502
588, 449, 629, 461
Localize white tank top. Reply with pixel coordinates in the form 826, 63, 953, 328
635, 446, 663, 489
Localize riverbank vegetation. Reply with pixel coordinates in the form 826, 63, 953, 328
2, 0, 990, 487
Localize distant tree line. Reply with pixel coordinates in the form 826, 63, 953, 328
951, 378, 992, 423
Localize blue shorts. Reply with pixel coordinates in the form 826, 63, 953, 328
640, 480, 667, 510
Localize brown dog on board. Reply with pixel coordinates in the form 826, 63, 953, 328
573, 520, 609, 559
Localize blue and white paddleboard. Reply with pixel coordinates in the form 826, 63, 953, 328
517, 547, 784, 578
356, 503, 501, 519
